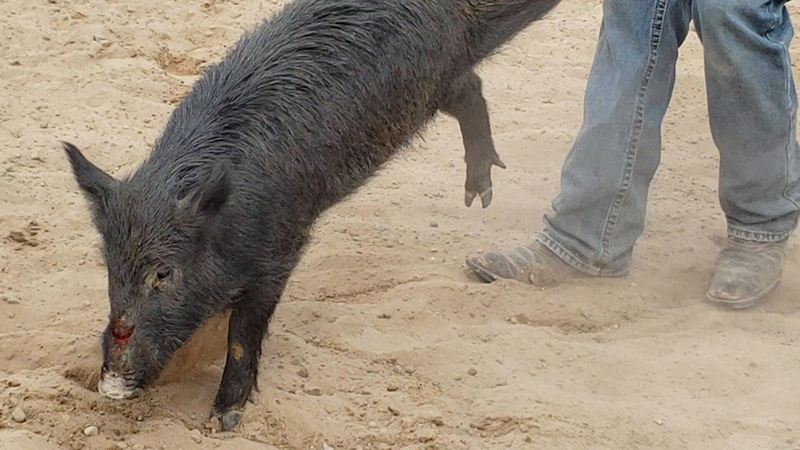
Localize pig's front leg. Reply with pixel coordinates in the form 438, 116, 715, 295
210, 291, 277, 432
440, 69, 506, 209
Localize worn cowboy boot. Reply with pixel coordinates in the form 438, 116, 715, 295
466, 241, 585, 287
705, 237, 786, 310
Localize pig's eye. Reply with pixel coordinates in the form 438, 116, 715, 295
148, 266, 175, 292
156, 267, 172, 281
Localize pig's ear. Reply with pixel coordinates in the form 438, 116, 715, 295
62, 141, 117, 208
178, 160, 231, 218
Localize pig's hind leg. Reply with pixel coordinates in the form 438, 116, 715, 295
210, 287, 278, 431
440, 69, 506, 208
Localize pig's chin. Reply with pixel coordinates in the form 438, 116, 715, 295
97, 370, 143, 400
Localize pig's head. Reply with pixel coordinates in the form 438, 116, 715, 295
61, 141, 233, 400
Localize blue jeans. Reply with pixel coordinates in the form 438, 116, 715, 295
537, 0, 800, 276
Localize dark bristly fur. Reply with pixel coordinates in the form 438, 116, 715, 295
63, 0, 561, 431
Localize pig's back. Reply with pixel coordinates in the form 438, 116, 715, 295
148, 0, 475, 223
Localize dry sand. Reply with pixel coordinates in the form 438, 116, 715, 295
2, 0, 800, 449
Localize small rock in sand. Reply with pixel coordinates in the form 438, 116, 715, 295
305, 387, 322, 396
84, 426, 99, 437
190, 430, 203, 444
9, 231, 26, 243
468, 368, 478, 376
297, 367, 309, 378
27, 221, 41, 235
11, 406, 27, 423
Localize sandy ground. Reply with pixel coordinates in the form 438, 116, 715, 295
2, 0, 800, 449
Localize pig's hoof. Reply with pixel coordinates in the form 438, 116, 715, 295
479, 187, 493, 208
464, 154, 504, 209
464, 187, 493, 208
465, 190, 478, 207
221, 410, 243, 431
247, 389, 259, 406
211, 410, 244, 432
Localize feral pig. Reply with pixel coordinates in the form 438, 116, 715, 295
62, 0, 561, 431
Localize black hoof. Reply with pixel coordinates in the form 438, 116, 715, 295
221, 410, 243, 431
210, 409, 244, 432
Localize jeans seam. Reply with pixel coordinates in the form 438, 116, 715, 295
765, 2, 800, 213
597, 0, 669, 266
536, 232, 628, 277
728, 225, 792, 242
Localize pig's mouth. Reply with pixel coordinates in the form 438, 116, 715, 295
98, 317, 146, 400
97, 370, 143, 400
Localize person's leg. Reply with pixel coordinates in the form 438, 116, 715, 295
467, 0, 694, 286
693, 0, 800, 309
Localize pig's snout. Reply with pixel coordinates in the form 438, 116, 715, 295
97, 317, 142, 400
111, 318, 134, 347
97, 370, 142, 400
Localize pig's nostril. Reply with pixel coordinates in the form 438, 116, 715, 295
111, 322, 134, 346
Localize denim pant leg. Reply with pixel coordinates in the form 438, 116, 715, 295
536, 0, 693, 276
693, 0, 800, 243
